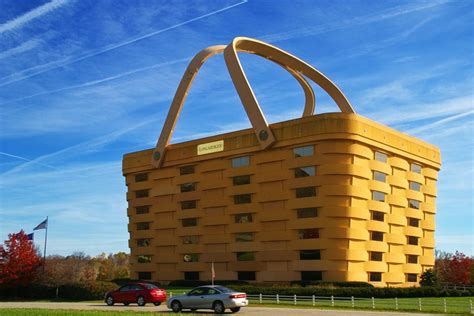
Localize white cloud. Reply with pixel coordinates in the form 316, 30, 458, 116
0, 39, 41, 60
0, 0, 69, 34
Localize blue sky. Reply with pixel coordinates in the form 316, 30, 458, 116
0, 0, 472, 256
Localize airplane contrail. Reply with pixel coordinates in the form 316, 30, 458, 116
0, 0, 248, 88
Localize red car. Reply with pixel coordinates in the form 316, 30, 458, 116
105, 282, 167, 306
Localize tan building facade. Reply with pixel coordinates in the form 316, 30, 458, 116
123, 113, 441, 287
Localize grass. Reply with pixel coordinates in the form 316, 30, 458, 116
249, 296, 474, 314
0, 309, 176, 316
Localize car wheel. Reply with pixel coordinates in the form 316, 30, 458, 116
106, 296, 114, 306
213, 301, 225, 314
123, 302, 130, 306
153, 302, 161, 306
230, 307, 241, 313
137, 296, 146, 306
171, 300, 182, 313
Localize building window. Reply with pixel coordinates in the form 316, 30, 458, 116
369, 252, 383, 261
137, 255, 152, 263
136, 222, 150, 230
235, 213, 253, 224
409, 181, 421, 191
234, 194, 251, 204
294, 166, 316, 178
300, 250, 321, 260
180, 165, 195, 175
293, 145, 314, 157
183, 254, 199, 262
408, 217, 420, 227
370, 231, 384, 241
369, 272, 382, 282
408, 199, 420, 209
372, 191, 386, 202
407, 255, 418, 264
136, 238, 151, 247
182, 235, 199, 244
296, 208, 318, 218
181, 200, 197, 210
136, 205, 150, 214
407, 236, 419, 245
407, 273, 418, 282
134, 173, 148, 182
371, 211, 385, 222
180, 182, 196, 192
233, 175, 250, 186
236, 252, 255, 261
138, 272, 151, 280
410, 163, 422, 174
182, 218, 198, 227
235, 232, 254, 242
237, 271, 256, 281
135, 190, 149, 198
298, 228, 319, 239
374, 151, 388, 163
232, 156, 250, 168
373, 171, 387, 182
184, 271, 199, 280
296, 187, 317, 198
301, 271, 322, 281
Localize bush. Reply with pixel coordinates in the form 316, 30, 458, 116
167, 280, 249, 288
111, 278, 160, 287
58, 281, 118, 300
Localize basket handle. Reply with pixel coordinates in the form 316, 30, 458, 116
223, 36, 354, 150
151, 43, 317, 167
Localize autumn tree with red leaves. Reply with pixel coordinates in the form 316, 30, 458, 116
0, 230, 42, 288
435, 250, 473, 285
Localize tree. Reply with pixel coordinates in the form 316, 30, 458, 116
435, 250, 473, 285
0, 230, 42, 288
420, 269, 437, 286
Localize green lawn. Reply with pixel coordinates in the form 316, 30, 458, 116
0, 309, 175, 316
249, 296, 474, 314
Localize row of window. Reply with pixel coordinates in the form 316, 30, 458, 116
131, 149, 423, 185
138, 252, 421, 264
372, 190, 422, 209
369, 272, 418, 283
374, 151, 422, 174
372, 171, 423, 191
370, 231, 420, 245
136, 270, 419, 283
368, 252, 419, 263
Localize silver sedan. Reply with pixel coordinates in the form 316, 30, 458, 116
167, 285, 248, 313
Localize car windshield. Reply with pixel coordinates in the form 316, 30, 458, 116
144, 284, 159, 289
215, 286, 234, 293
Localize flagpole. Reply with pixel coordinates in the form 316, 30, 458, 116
43, 216, 48, 271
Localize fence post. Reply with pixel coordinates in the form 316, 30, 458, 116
276, 294, 279, 304
418, 298, 422, 311
470, 299, 473, 314
351, 296, 354, 308
259, 293, 262, 304
372, 297, 375, 309
294, 294, 297, 305
170, 291, 172, 298
395, 297, 398, 310
331, 295, 334, 307
443, 298, 447, 313
312, 295, 315, 307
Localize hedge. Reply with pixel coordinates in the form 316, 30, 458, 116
228, 285, 474, 298
167, 280, 249, 287
290, 281, 373, 288
0, 281, 118, 301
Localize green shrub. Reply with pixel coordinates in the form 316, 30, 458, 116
290, 281, 373, 288
167, 280, 249, 288
58, 281, 118, 300
111, 278, 160, 287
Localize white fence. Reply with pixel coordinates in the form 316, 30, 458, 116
245, 294, 473, 314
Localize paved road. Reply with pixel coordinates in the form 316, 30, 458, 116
0, 302, 440, 315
